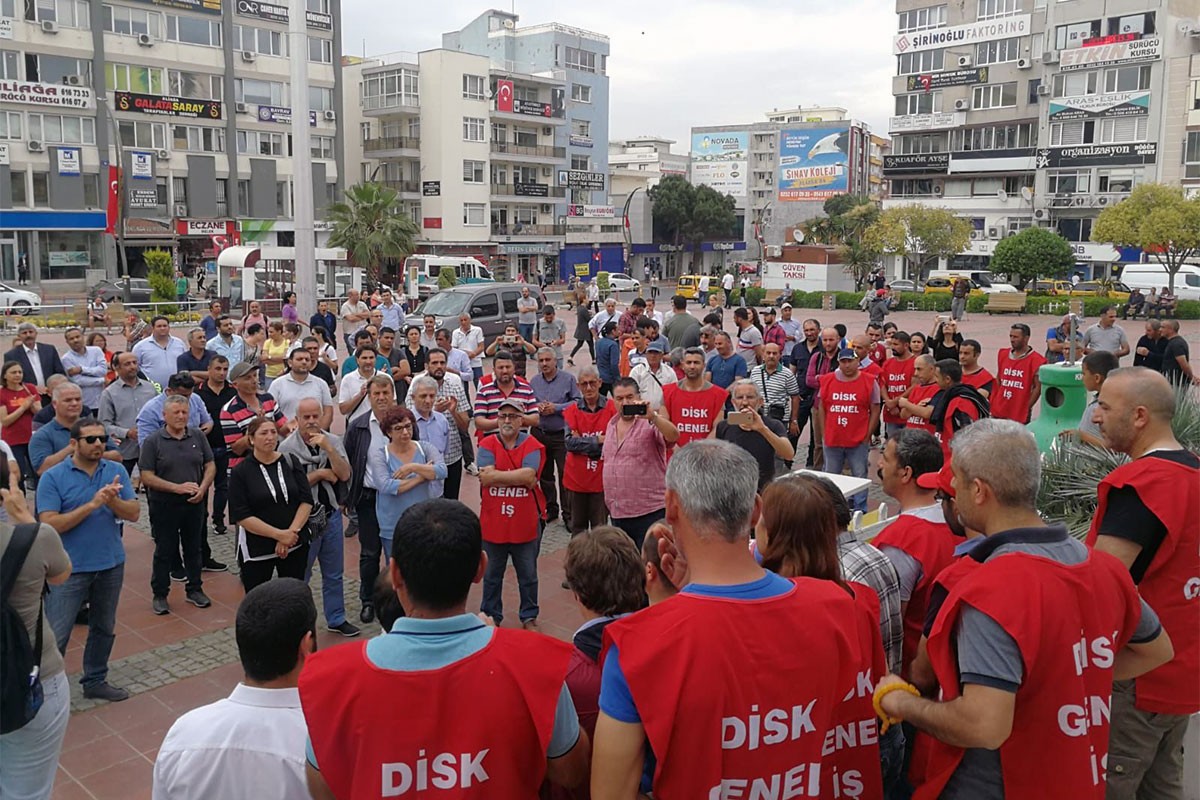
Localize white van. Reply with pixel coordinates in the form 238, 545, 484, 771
402, 255, 494, 299
926, 269, 1018, 293
1120, 263, 1200, 301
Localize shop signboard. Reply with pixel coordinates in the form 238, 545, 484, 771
423, 218, 442, 229
1059, 36, 1161, 71
130, 151, 154, 179
0, 143, 9, 165
57, 147, 81, 176
178, 219, 231, 236
115, 91, 222, 119
889, 112, 965, 133
0, 18, 13, 39
569, 134, 593, 147
567, 204, 615, 218
557, 169, 605, 191
257, 105, 317, 126
48, 251, 90, 267
893, 14, 1030, 53
130, 0, 221, 14
905, 67, 989, 92
690, 131, 748, 198
0, 80, 93, 109
304, 9, 331, 29
778, 126, 850, 200
1035, 143, 1157, 168
513, 182, 548, 197
1048, 91, 1150, 120
236, 0, 286, 22
882, 152, 950, 174
129, 188, 159, 209
422, 181, 440, 197
511, 98, 558, 118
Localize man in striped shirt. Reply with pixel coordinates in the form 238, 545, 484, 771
473, 351, 538, 439
220, 362, 289, 469
748, 343, 800, 437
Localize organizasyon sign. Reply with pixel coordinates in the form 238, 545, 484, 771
1059, 36, 1161, 71
893, 14, 1030, 53
0, 80, 93, 109
690, 131, 748, 198
778, 126, 849, 200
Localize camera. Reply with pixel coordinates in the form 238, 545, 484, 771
767, 405, 786, 421
623, 402, 648, 417
504, 335, 516, 344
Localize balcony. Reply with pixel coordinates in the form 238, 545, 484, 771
381, 180, 420, 195
490, 182, 566, 199
491, 223, 566, 238
364, 136, 420, 156
490, 141, 566, 161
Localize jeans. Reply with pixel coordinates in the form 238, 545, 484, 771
481, 537, 540, 624
879, 724, 907, 800
209, 447, 230, 528
471, 366, 483, 392
0, 670, 70, 800
569, 337, 594, 360
149, 500, 204, 596
356, 490, 382, 605
45, 563, 124, 690
824, 443, 870, 512
238, 544, 308, 592
568, 491, 609, 535
518, 323, 535, 343
11, 443, 34, 492
305, 509, 346, 626
611, 509, 666, 551
950, 296, 966, 321
442, 459, 463, 501
532, 428, 567, 522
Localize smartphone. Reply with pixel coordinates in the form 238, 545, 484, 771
504, 335, 517, 344
623, 402, 648, 417
937, 314, 950, 323
727, 410, 755, 426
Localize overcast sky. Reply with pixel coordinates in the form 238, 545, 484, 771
340, 0, 897, 151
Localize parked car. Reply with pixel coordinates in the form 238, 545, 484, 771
605, 272, 640, 292
923, 276, 985, 296
0, 283, 41, 315
888, 279, 919, 293
1070, 281, 1131, 301
90, 278, 153, 304
407, 283, 544, 340
1032, 280, 1073, 295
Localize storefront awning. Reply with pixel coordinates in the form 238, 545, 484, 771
217, 246, 262, 270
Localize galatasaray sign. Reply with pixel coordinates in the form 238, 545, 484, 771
115, 91, 222, 119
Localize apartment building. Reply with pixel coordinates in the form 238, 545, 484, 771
608, 136, 689, 195
884, 0, 1196, 280
0, 0, 344, 288
344, 9, 611, 282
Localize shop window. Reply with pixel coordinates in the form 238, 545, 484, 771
32, 172, 49, 206
8, 170, 26, 206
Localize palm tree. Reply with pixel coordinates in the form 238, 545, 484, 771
327, 182, 419, 287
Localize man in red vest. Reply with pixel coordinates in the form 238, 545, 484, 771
562, 366, 616, 535
871, 428, 956, 680
478, 397, 547, 629
895, 354, 940, 436
300, 499, 589, 799
1088, 367, 1199, 799
958, 339, 994, 398
818, 348, 881, 512
876, 419, 1173, 800
591, 440, 869, 800
928, 358, 989, 462
991, 323, 1046, 423
661, 347, 727, 449
881, 331, 917, 440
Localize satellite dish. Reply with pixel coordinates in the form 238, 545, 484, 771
1020, 186, 1035, 202
792, 229, 805, 243
997, 189, 1008, 201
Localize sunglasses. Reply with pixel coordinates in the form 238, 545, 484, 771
497, 413, 523, 421
75, 434, 105, 444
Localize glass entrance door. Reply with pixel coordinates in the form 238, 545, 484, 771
0, 240, 15, 282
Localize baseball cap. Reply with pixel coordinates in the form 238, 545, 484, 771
780, 302, 793, 309
228, 362, 256, 381
762, 307, 776, 316
917, 460, 956, 497
496, 397, 526, 414
646, 341, 665, 353
837, 348, 857, 361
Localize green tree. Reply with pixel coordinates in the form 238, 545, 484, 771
1092, 183, 1200, 293
863, 205, 972, 281
989, 227, 1076, 290
144, 249, 178, 312
327, 182, 419, 287
649, 176, 737, 271
837, 239, 882, 289
436, 266, 457, 290
686, 185, 737, 269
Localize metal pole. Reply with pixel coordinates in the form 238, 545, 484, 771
290, 0, 316, 320
97, 96, 131, 304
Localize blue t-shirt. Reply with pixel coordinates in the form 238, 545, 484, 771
599, 571, 794, 724
200, 314, 219, 340
36, 457, 134, 572
705, 352, 749, 389
29, 419, 117, 472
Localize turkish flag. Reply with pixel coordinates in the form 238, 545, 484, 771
105, 165, 119, 235
496, 80, 513, 113
918, 74, 932, 93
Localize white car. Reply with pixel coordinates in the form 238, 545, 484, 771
0, 283, 41, 315
606, 272, 640, 291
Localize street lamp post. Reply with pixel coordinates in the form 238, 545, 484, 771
622, 186, 642, 276
289, 0, 316, 320
96, 95, 132, 303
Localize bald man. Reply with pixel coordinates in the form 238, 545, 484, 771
1089, 367, 1198, 799
896, 354, 940, 436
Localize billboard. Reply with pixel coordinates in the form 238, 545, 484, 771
690, 131, 748, 198
893, 14, 1030, 53
778, 126, 850, 201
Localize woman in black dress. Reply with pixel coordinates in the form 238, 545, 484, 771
930, 318, 964, 361
229, 416, 313, 591
569, 298, 594, 365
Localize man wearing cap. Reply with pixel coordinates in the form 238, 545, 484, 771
868, 289, 891, 326
478, 396, 547, 629
220, 361, 289, 470
777, 303, 801, 360
136, 372, 214, 443
761, 306, 788, 352
817, 347, 880, 512
5, 321, 65, 399
629, 340, 677, 411
534, 304, 568, 370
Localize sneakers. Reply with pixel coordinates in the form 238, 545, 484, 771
464, 463, 480, 476
202, 559, 228, 572
170, 569, 186, 582
82, 682, 130, 702
359, 603, 375, 624
327, 621, 362, 637
152, 596, 170, 615
186, 590, 212, 608
212, 522, 227, 536
521, 618, 540, 632
344, 520, 358, 539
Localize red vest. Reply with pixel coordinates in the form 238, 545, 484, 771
479, 434, 546, 544
860, 361, 882, 384
921, 550, 1141, 800
960, 367, 994, 396
869, 343, 887, 367
902, 382, 940, 434
881, 357, 916, 424
300, 629, 572, 800
561, 402, 615, 494
820, 371, 875, 449
938, 395, 981, 461
661, 383, 728, 450
991, 349, 1045, 423
603, 578, 865, 799
870, 511, 956, 678
1087, 456, 1200, 714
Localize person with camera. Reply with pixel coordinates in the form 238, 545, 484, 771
716, 380, 794, 492
485, 323, 536, 377
749, 342, 800, 441
601, 378, 679, 549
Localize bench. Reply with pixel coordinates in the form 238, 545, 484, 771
985, 292, 1027, 314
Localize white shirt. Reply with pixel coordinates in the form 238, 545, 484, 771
152, 684, 308, 800
646, 310, 664, 326
340, 369, 393, 423
23, 345, 44, 387
340, 300, 370, 334
698, 276, 711, 292
363, 411, 388, 490
267, 372, 333, 421
722, 273, 734, 291
629, 360, 677, 410
452, 325, 485, 368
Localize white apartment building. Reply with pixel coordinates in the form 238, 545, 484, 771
608, 136, 689, 196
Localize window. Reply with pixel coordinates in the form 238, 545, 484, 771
361, 68, 419, 111
308, 36, 333, 63
117, 120, 166, 148
0, 50, 16, 79
360, 122, 371, 142
0, 0, 13, 17
309, 86, 333, 111
105, 63, 164, 94
172, 124, 224, 152
233, 24, 286, 56
1052, 71, 1097, 97
890, 179, 938, 196
235, 78, 286, 106
977, 0, 1020, 18
949, 123, 1035, 150
1003, 175, 1033, 196
168, 70, 222, 100
976, 37, 1021, 65
32, 172, 49, 206
27, 113, 95, 144
570, 155, 590, 170
571, 83, 591, 103
1050, 118, 1147, 146
894, 133, 947, 154
1193, 80, 1200, 111
561, 46, 597, 73
236, 130, 285, 156
103, 4, 161, 38
1096, 169, 1139, 194
1104, 65, 1151, 93
463, 203, 485, 226
571, 119, 591, 138
897, 49, 944, 75
172, 177, 186, 208
461, 74, 485, 100
0, 111, 21, 140
25, 54, 90, 85
306, 0, 329, 12
462, 117, 485, 142
1057, 218, 1093, 243
82, 173, 99, 207
236, 179, 249, 212
166, 14, 221, 47
1055, 20, 1101, 49
8, 171, 25, 206
1107, 12, 1154, 36
1186, 132, 1200, 179
276, 181, 288, 216
462, 159, 484, 183
897, 5, 946, 32
1098, 117, 1147, 144
972, 82, 1017, 109
311, 136, 335, 159
895, 91, 942, 115
514, 127, 537, 147
27, 0, 89, 29
514, 207, 536, 225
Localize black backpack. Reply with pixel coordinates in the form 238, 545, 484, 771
1, 523, 45, 734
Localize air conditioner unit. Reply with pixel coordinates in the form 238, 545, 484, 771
1005, 229, 1020, 238
766, 245, 782, 257
235, 102, 249, 114
541, 166, 552, 177
174, 203, 188, 216
954, 98, 970, 111
156, 149, 169, 160
1043, 50, 1060, 64
240, 51, 256, 63
932, 182, 944, 196
957, 55, 973, 68
1033, 208, 1048, 220
1097, 195, 1111, 206
542, 126, 553, 136
27, 140, 44, 152
1017, 57, 1031, 69
987, 226, 1002, 239
40, 19, 58, 33
323, 110, 336, 121
137, 32, 153, 46
63, 75, 83, 87
1036, 84, 1051, 96
1073, 196, 1087, 206
540, 204, 551, 213
969, 229, 984, 241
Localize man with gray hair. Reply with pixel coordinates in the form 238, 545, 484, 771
406, 374, 451, 499
591, 440, 871, 798
877, 419, 1174, 799
529, 347, 579, 526
404, 348, 469, 500
30, 382, 120, 476
61, 326, 108, 408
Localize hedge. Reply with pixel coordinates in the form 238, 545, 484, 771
772, 291, 1199, 320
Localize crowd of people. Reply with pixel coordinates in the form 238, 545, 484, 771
0, 288, 1195, 800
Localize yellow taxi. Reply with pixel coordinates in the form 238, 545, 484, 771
1032, 280, 1073, 295
923, 276, 985, 296
675, 274, 703, 300
1069, 281, 1131, 302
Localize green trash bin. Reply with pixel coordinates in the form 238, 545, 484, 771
1027, 362, 1088, 453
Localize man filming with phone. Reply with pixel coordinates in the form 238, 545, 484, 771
717, 380, 794, 492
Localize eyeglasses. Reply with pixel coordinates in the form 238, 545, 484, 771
496, 413, 523, 421
75, 434, 105, 444
579, 380, 601, 387
390, 423, 413, 432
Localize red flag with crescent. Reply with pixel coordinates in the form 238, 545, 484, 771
496, 80, 513, 113
105, 164, 119, 235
